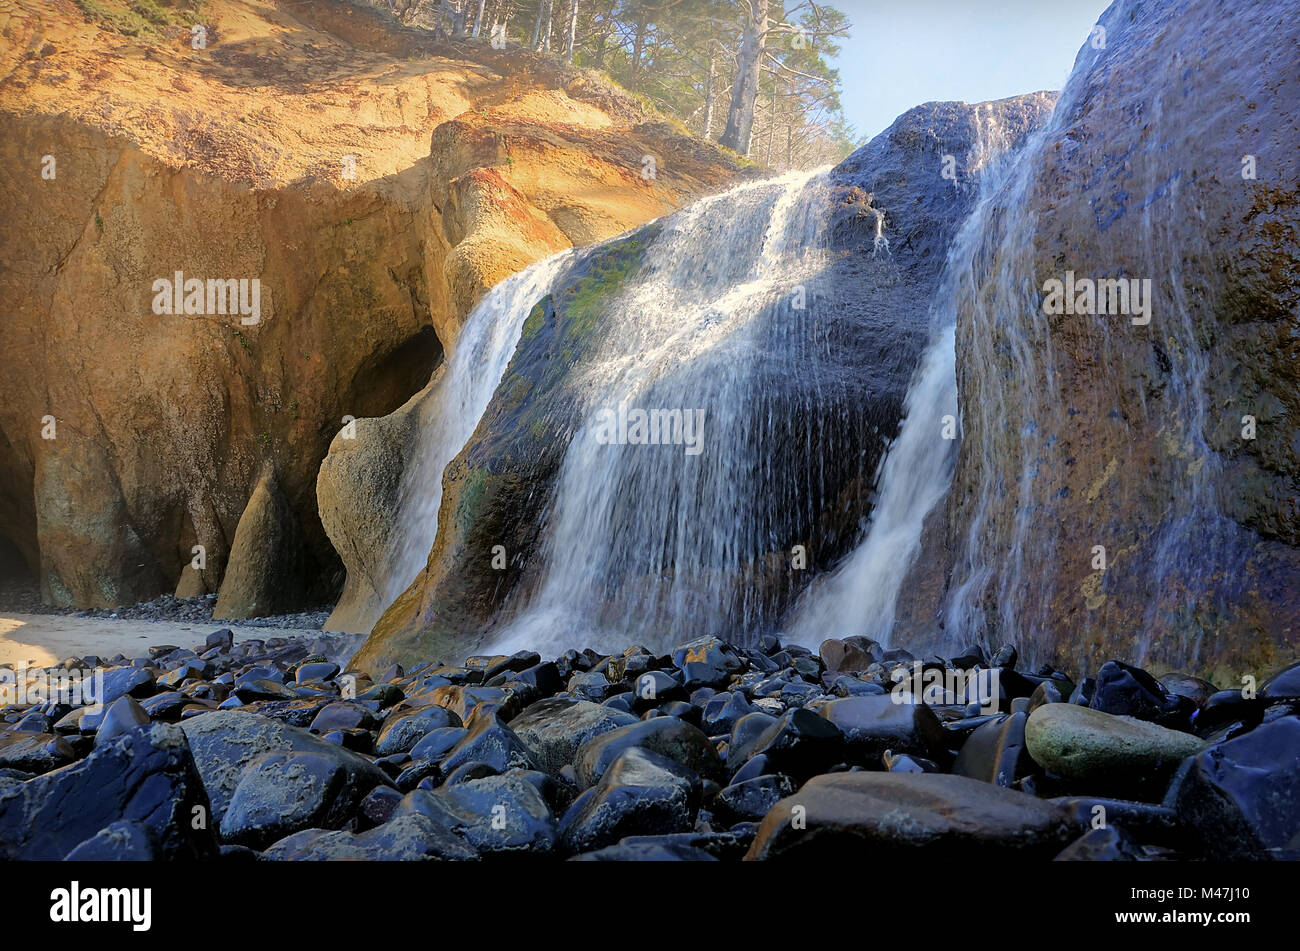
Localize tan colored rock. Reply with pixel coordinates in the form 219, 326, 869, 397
316, 385, 424, 632
214, 467, 301, 620
173, 568, 208, 600
0, 0, 740, 613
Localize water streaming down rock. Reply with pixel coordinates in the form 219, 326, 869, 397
891, 0, 1300, 673
383, 253, 574, 609
784, 110, 1038, 648
784, 323, 959, 645
353, 94, 1058, 674
488, 169, 841, 656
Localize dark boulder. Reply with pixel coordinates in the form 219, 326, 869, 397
0, 722, 217, 861
745, 772, 1072, 860
1164, 714, 1300, 858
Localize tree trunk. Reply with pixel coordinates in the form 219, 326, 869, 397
720, 0, 769, 155
563, 0, 579, 62
541, 0, 554, 51
630, 13, 648, 88
702, 44, 716, 138
472, 0, 486, 36
531, 0, 543, 49
765, 75, 777, 165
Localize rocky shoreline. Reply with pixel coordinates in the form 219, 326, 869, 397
0, 581, 335, 631
1, 629, 1296, 860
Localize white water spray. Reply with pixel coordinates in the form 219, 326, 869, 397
383, 252, 573, 609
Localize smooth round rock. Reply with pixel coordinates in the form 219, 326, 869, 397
1025, 703, 1205, 786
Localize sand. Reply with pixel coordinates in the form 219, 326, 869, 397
0, 614, 324, 668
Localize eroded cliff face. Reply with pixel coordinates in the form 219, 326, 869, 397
895, 0, 1300, 679
0, 0, 739, 613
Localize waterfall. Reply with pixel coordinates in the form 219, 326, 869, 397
783, 108, 1040, 649
383, 251, 573, 609
784, 322, 959, 645
376, 101, 1057, 661
487, 169, 839, 657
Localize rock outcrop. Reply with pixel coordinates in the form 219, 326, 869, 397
0, 0, 739, 613
894, 0, 1300, 679
352, 93, 1054, 675
212, 465, 302, 620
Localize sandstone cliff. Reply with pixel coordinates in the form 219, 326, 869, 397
0, 0, 740, 615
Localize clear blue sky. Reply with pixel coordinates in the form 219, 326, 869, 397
825, 0, 1112, 141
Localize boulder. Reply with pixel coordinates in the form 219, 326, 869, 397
895, 0, 1300, 673
816, 694, 948, 764
738, 709, 845, 781
510, 698, 639, 776
0, 730, 76, 774
1164, 714, 1300, 858
262, 813, 478, 861
1053, 826, 1143, 861
560, 748, 701, 854
63, 820, 162, 861
819, 637, 879, 673
439, 712, 537, 776
178, 710, 390, 827
221, 749, 389, 849
574, 717, 724, 788
745, 772, 1073, 860
1025, 703, 1205, 796
213, 467, 303, 620
399, 772, 559, 854
375, 704, 463, 756
0, 722, 217, 861
953, 712, 1034, 787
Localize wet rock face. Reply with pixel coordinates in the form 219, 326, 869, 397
901, 0, 1300, 675
357, 93, 1055, 675
2, 627, 1297, 860
0, 0, 739, 617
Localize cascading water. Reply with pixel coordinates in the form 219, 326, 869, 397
488, 169, 844, 656
931, 8, 1251, 668
784, 322, 959, 644
940, 76, 1237, 667
369, 95, 1058, 662
383, 251, 573, 609
784, 108, 1042, 648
